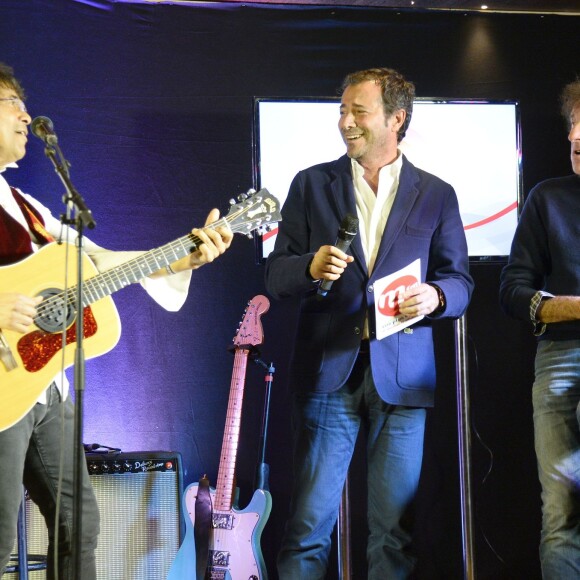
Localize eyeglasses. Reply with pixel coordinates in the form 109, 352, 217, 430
0, 97, 27, 113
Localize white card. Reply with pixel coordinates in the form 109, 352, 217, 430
374, 258, 424, 340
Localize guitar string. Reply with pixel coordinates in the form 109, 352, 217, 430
32, 206, 261, 320
35, 199, 272, 332
32, 232, 202, 319
30, 191, 275, 320
31, 212, 253, 321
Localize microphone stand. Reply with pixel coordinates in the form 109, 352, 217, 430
251, 355, 275, 492
41, 138, 96, 580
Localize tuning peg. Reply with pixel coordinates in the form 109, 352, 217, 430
246, 188, 256, 195
237, 193, 248, 202
229, 198, 236, 205
246, 233, 253, 239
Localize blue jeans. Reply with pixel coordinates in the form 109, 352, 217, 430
0, 385, 100, 580
533, 340, 580, 579
277, 355, 426, 580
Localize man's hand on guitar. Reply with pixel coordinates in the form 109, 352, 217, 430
0, 293, 43, 334
167, 208, 233, 274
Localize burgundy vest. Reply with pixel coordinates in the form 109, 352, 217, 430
0, 187, 54, 266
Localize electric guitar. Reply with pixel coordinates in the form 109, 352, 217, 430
0, 190, 280, 433
168, 294, 272, 580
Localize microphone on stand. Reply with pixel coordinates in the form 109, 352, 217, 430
317, 213, 359, 299
30, 115, 95, 228
31, 116, 58, 145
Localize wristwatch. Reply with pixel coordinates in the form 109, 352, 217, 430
429, 283, 446, 314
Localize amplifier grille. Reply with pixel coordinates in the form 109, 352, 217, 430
7, 451, 183, 580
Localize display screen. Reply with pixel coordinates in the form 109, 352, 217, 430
253, 97, 522, 263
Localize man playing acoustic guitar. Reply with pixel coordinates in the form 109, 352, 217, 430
0, 62, 233, 579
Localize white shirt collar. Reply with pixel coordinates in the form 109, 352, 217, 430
351, 150, 403, 183
0, 162, 18, 174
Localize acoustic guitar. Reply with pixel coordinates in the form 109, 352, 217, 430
0, 191, 280, 432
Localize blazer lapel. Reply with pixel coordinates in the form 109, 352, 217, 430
328, 156, 367, 275
371, 156, 420, 276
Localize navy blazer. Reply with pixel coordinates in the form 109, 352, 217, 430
265, 154, 474, 407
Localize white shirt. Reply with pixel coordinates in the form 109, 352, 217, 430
0, 167, 192, 403
351, 152, 403, 275
351, 152, 403, 338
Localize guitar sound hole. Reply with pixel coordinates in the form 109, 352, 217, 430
35, 288, 76, 333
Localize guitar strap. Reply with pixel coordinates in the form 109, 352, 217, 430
194, 474, 212, 580
10, 187, 55, 244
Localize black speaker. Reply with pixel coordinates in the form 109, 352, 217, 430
8, 451, 183, 580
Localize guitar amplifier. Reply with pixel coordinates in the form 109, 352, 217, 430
8, 451, 184, 580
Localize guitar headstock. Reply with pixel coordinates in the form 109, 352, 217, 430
225, 189, 282, 238
233, 294, 270, 348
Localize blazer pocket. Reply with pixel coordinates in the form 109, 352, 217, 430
405, 224, 434, 238
396, 328, 436, 390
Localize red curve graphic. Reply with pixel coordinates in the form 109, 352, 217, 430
464, 201, 518, 230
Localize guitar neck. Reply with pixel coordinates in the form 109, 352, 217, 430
79, 234, 195, 306
61, 187, 281, 308
214, 348, 250, 511
77, 219, 224, 307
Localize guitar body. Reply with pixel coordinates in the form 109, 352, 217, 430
0, 242, 121, 431
168, 482, 272, 580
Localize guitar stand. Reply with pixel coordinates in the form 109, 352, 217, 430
250, 352, 275, 492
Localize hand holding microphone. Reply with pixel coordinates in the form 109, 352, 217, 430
314, 214, 359, 299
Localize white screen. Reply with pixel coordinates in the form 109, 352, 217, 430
255, 98, 522, 262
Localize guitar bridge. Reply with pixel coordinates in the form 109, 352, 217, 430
208, 549, 230, 571
0, 331, 17, 371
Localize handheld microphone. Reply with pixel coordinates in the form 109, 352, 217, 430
31, 116, 58, 145
317, 213, 359, 299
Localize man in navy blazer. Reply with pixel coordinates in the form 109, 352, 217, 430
265, 67, 473, 579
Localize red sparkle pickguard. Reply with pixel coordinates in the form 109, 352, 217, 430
16, 307, 98, 372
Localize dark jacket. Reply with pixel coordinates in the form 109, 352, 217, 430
265, 154, 474, 407
500, 174, 580, 341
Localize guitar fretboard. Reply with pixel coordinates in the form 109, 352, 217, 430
79, 233, 200, 306
214, 348, 249, 511
36, 220, 225, 320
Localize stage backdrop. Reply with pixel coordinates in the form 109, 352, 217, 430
1, 1, 577, 578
